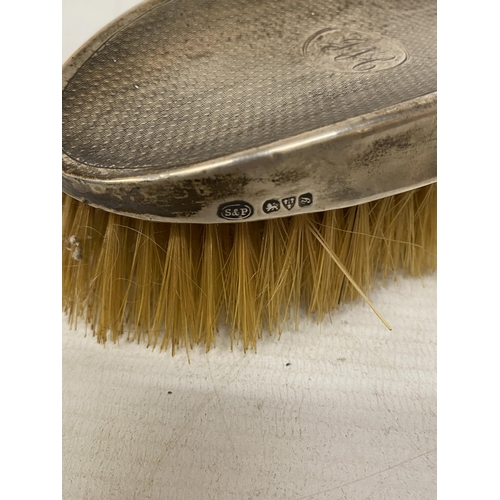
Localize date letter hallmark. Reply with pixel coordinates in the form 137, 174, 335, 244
298, 193, 313, 207
303, 29, 407, 74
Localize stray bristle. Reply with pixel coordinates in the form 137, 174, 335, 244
62, 184, 437, 354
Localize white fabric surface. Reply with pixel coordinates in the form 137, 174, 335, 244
63, 274, 436, 499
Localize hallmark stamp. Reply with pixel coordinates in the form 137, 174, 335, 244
282, 196, 296, 211
263, 199, 281, 214
303, 29, 407, 73
298, 193, 313, 207
217, 201, 254, 220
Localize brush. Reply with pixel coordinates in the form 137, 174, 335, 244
62, 0, 436, 355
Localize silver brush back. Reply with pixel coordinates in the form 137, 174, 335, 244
62, 0, 436, 223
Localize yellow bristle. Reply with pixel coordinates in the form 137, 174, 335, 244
225, 222, 261, 352
62, 184, 437, 354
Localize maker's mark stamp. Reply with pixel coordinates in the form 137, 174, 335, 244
304, 28, 407, 73
217, 201, 254, 220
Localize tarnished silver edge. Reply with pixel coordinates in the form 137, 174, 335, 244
62, 92, 436, 223
65, 177, 437, 225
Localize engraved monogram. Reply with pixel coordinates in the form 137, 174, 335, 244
304, 29, 407, 73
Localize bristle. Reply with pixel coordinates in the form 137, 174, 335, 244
308, 209, 347, 322
120, 220, 164, 344
196, 224, 227, 351
415, 183, 437, 272
62, 184, 437, 354
256, 218, 288, 335
85, 213, 133, 342
273, 215, 319, 331
225, 222, 261, 352
151, 224, 200, 356
339, 203, 373, 303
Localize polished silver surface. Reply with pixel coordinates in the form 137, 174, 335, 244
62, 0, 436, 223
